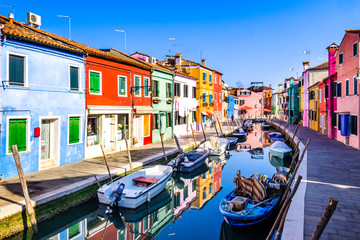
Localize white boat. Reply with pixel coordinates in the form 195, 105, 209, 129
269, 141, 292, 159
97, 165, 173, 209
198, 137, 229, 156
168, 149, 209, 173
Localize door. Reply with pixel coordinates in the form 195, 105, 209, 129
40, 118, 59, 170
103, 115, 112, 150
133, 116, 143, 147
41, 120, 51, 160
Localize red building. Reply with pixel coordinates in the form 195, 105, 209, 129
318, 80, 327, 135
214, 71, 223, 121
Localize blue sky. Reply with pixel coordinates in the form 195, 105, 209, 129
1, 0, 359, 89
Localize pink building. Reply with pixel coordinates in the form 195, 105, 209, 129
335, 30, 360, 149
302, 61, 310, 127
238, 89, 263, 118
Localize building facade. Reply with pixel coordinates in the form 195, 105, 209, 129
214, 71, 223, 122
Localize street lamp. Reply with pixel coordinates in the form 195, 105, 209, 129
115, 29, 126, 53
57, 15, 71, 39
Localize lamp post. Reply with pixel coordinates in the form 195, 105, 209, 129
57, 15, 71, 39
115, 29, 126, 53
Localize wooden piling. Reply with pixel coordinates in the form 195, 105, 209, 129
11, 145, 38, 235
200, 122, 207, 141
274, 199, 292, 240
292, 124, 300, 141
173, 134, 183, 153
266, 176, 302, 240
190, 124, 198, 147
227, 119, 231, 133
159, 132, 168, 162
214, 121, 220, 137
310, 197, 338, 240
216, 117, 224, 136
124, 138, 134, 172
100, 145, 113, 182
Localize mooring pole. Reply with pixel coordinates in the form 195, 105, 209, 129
173, 134, 183, 153
190, 124, 198, 147
11, 145, 38, 235
160, 132, 168, 162
200, 122, 207, 141
217, 117, 224, 136
100, 145, 113, 182
310, 198, 338, 240
214, 121, 220, 137
124, 138, 134, 172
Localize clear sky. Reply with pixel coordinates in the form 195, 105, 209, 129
1, 0, 359, 90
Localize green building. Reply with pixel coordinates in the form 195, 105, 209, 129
288, 79, 300, 124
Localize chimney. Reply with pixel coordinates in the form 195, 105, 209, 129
327, 43, 338, 76
269, 84, 272, 89
303, 61, 309, 71
8, 13, 14, 24
201, 59, 206, 66
278, 83, 283, 92
175, 53, 182, 72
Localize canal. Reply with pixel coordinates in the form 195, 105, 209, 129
9, 123, 291, 240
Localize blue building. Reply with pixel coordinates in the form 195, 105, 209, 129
227, 95, 235, 119
0, 16, 86, 179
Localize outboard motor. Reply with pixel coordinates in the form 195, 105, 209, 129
106, 183, 125, 213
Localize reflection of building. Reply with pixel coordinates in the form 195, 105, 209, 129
261, 131, 271, 146
173, 177, 197, 219
191, 160, 223, 209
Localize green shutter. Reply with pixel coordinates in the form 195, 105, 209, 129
119, 77, 126, 95
90, 72, 100, 93
9, 119, 27, 153
9, 55, 25, 86
69, 117, 80, 144
9, 120, 17, 153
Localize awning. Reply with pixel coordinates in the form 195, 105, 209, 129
205, 111, 214, 116
135, 106, 152, 114
239, 106, 253, 110
201, 112, 208, 116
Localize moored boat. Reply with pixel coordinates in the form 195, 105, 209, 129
168, 149, 210, 172
225, 137, 238, 146
233, 128, 247, 140
269, 141, 292, 159
97, 165, 173, 209
261, 124, 271, 131
198, 137, 229, 156
269, 132, 285, 143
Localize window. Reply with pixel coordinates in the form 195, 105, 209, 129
153, 114, 160, 130
68, 223, 81, 239
319, 89, 322, 103
87, 115, 99, 145
183, 186, 188, 200
240, 100, 245, 104
209, 74, 213, 83
166, 83, 172, 98
215, 75, 217, 83
192, 111, 197, 122
353, 42, 358, 57
118, 76, 127, 96
167, 113, 172, 127
345, 79, 349, 96
144, 115, 150, 136
325, 85, 329, 98
134, 76, 141, 96
350, 115, 357, 135
9, 54, 26, 86
8, 119, 27, 153
70, 66, 79, 91
69, 117, 80, 144
174, 192, 181, 208
174, 83, 181, 97
89, 71, 101, 94
338, 114, 341, 130
203, 72, 207, 82
192, 179, 197, 191
209, 184, 213, 194
354, 76, 358, 95
337, 82, 341, 97
144, 77, 150, 96
203, 187, 207, 200
339, 52, 343, 65
214, 92, 217, 102
184, 84, 188, 97
209, 94, 213, 103
331, 112, 337, 127
192, 87, 196, 98
203, 93, 206, 103
117, 114, 129, 140
332, 82, 337, 97
153, 80, 159, 97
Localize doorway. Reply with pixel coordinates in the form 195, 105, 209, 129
133, 116, 143, 147
40, 118, 60, 170
103, 115, 116, 152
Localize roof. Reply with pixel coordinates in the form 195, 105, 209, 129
158, 57, 223, 75
174, 70, 197, 80
308, 61, 328, 71
345, 29, 360, 33
0, 15, 84, 54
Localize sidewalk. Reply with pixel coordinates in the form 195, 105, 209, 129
0, 125, 232, 222
269, 120, 360, 240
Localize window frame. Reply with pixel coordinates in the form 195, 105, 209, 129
354, 76, 358, 95
7, 51, 28, 88
89, 70, 102, 95
144, 77, 150, 97
153, 80, 159, 97
184, 84, 188, 98
69, 64, 81, 92
345, 79, 349, 96
6, 116, 30, 155
67, 222, 82, 240
339, 52, 344, 65
117, 75, 128, 97
133, 75, 142, 97
353, 41, 358, 58
68, 115, 82, 145
350, 114, 358, 136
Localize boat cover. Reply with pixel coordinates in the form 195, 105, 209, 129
237, 176, 266, 201
270, 141, 292, 151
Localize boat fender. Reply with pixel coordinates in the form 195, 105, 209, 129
147, 192, 151, 202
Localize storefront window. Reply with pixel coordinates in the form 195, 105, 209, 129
87, 116, 99, 146
117, 114, 129, 140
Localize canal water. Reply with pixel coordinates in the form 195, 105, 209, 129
9, 123, 291, 240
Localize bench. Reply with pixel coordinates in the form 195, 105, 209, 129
133, 176, 159, 187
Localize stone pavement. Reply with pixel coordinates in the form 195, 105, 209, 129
271, 120, 360, 240
0, 124, 234, 221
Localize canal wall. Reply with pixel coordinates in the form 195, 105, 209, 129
266, 120, 307, 240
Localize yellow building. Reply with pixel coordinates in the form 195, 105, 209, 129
308, 82, 320, 131
191, 167, 214, 209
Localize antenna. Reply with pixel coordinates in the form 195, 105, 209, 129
0, 5, 15, 15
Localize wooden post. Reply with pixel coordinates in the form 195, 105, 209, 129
274, 199, 292, 240
124, 138, 134, 172
292, 124, 300, 141
190, 124, 198, 147
100, 145, 113, 182
227, 119, 231, 134
216, 117, 224, 136
310, 198, 338, 240
11, 145, 38, 234
173, 134, 183, 153
200, 122, 207, 141
287, 149, 300, 176
266, 176, 302, 240
214, 121, 220, 137
281, 139, 310, 205
159, 133, 168, 162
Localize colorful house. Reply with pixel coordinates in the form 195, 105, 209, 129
222, 81, 229, 121
238, 89, 263, 119
214, 71, 223, 122
335, 30, 360, 149
318, 79, 327, 135
299, 77, 304, 124
0, 15, 86, 179
288, 78, 300, 124
302, 61, 310, 127
308, 82, 320, 131
264, 88, 273, 118
131, 52, 175, 143
227, 95, 235, 119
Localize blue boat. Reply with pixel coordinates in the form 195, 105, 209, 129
219, 177, 282, 227
269, 132, 285, 143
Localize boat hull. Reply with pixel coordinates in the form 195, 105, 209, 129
269, 148, 291, 159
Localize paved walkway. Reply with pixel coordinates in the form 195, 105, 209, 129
0, 124, 235, 221
270, 120, 360, 240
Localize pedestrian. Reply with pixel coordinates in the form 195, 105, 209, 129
231, 114, 234, 121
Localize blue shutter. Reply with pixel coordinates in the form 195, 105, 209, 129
203, 93, 206, 103
340, 114, 350, 137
